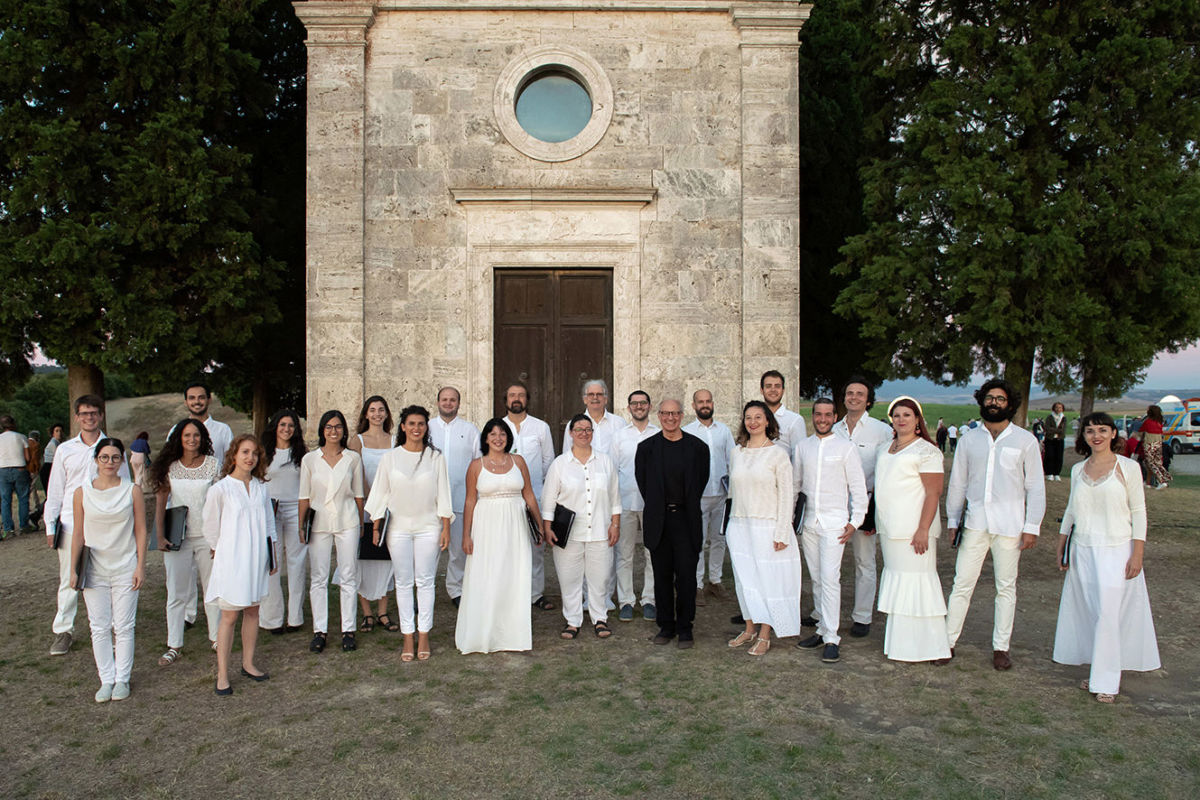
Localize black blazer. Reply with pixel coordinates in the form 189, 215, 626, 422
634, 432, 710, 551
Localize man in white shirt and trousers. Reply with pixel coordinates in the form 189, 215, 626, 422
501, 381, 557, 611
610, 390, 659, 622
830, 375, 894, 638
562, 379, 627, 459
44, 394, 131, 655
795, 398, 868, 664
945, 378, 1045, 670
683, 389, 734, 605
431, 386, 481, 607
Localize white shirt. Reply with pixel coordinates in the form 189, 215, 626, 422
364, 447, 454, 534
948, 425, 958, 440
772, 405, 807, 466
541, 450, 621, 543
562, 409, 628, 460
503, 414, 555, 497
612, 423, 660, 512
203, 476, 275, 607
945, 424, 1045, 537
0, 430, 28, 468
832, 413, 893, 492
795, 434, 868, 532
429, 416, 481, 512
683, 419, 735, 497
266, 449, 302, 503
298, 450, 365, 533
1060, 457, 1146, 545
728, 444, 794, 544
44, 437, 60, 464
167, 415, 234, 465
45, 432, 131, 534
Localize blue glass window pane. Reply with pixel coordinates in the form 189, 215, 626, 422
515, 72, 592, 143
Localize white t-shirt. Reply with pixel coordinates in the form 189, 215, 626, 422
0, 430, 28, 468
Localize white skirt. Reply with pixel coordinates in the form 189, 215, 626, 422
1053, 540, 1160, 695
355, 559, 395, 601
726, 517, 803, 638
879, 535, 950, 662
455, 496, 532, 653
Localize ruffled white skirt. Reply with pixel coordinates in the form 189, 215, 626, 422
727, 517, 803, 638
879, 535, 950, 662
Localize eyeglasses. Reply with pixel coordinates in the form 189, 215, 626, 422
96, 454, 122, 463
324, 424, 344, 431
572, 428, 594, 435
585, 392, 607, 399
77, 411, 101, 418
983, 395, 1008, 406
629, 401, 650, 407
659, 411, 683, 418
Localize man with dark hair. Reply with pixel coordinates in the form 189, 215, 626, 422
945, 378, 1045, 670
611, 390, 659, 621
759, 371, 807, 465
182, 382, 233, 464
430, 386, 481, 607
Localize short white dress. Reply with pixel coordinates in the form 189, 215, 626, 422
355, 434, 395, 601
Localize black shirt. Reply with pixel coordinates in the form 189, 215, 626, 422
662, 436, 687, 504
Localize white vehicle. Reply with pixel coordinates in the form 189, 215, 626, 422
1158, 395, 1200, 454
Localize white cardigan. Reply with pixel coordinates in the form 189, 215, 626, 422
1059, 456, 1146, 546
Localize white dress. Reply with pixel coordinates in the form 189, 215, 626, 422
875, 437, 951, 662
455, 464, 533, 653
355, 434, 395, 601
725, 444, 803, 638
203, 476, 275, 608
1053, 458, 1160, 695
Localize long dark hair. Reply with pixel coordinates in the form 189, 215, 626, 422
357, 395, 394, 435
1145, 405, 1164, 424
317, 410, 349, 449
398, 405, 435, 467
735, 401, 780, 446
263, 409, 306, 469
151, 418, 213, 491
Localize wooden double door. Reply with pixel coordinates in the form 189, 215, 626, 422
494, 269, 613, 451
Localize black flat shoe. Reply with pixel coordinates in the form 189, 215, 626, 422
267, 627, 286, 636
240, 667, 270, 682
284, 625, 303, 633
214, 682, 233, 696
796, 634, 824, 649
342, 632, 356, 652
849, 622, 871, 638
801, 616, 818, 628
310, 632, 327, 653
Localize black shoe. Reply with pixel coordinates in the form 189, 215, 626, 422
267, 627, 286, 636
184, 620, 196, 630
801, 616, 818, 628
284, 625, 303, 634
651, 630, 676, 645
730, 614, 745, 625
797, 634, 824, 649
821, 643, 840, 663
451, 596, 461, 609
240, 667, 270, 682
214, 682, 233, 696
850, 622, 871, 638
342, 632, 356, 652
310, 632, 327, 653
677, 637, 694, 650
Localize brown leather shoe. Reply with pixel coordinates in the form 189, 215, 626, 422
992, 650, 1013, 670
651, 632, 675, 645
695, 590, 707, 607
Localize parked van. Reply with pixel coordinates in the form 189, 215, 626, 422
1157, 395, 1200, 454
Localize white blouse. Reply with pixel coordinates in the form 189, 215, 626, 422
166, 456, 219, 541
728, 444, 794, 544
267, 449, 303, 503
541, 449, 621, 543
298, 449, 364, 533
363, 447, 454, 534
874, 437, 944, 541
203, 476, 275, 606
1059, 457, 1147, 546
81, 480, 138, 578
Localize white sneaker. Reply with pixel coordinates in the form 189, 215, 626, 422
111, 682, 131, 701
95, 683, 114, 703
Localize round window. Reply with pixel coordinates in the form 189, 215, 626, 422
515, 70, 592, 143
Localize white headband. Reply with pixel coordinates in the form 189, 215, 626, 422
887, 395, 924, 418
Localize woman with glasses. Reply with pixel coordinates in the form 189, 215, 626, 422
299, 410, 365, 653
541, 413, 621, 640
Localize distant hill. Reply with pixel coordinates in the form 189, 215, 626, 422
877, 376, 1199, 412
103, 394, 255, 451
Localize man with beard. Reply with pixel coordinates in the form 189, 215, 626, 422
177, 382, 234, 464
430, 386, 481, 607
502, 382, 557, 611
795, 398, 867, 664
759, 370, 806, 464
611, 391, 659, 621
945, 378, 1045, 670
683, 389, 734, 604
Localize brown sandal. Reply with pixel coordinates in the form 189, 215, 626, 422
560, 625, 579, 640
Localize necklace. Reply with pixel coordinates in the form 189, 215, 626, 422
487, 454, 510, 470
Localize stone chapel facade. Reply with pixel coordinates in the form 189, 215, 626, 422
295, 0, 807, 438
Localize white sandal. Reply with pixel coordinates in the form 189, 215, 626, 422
158, 647, 181, 666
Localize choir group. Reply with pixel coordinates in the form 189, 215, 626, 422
43, 373, 1160, 704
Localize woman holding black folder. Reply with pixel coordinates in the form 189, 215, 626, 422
455, 419, 542, 654
151, 419, 220, 665
348, 396, 398, 633
1053, 413, 1160, 703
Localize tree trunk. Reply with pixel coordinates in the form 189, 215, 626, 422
66, 363, 105, 436
1003, 351, 1035, 429
1079, 361, 1097, 419
251, 376, 271, 439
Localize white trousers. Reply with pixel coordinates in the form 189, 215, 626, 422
849, 527, 878, 625
611, 510, 654, 607
389, 528, 442, 634
309, 526, 358, 634
532, 537, 547, 603
696, 494, 728, 585
802, 525, 847, 645
444, 514, 466, 599
163, 534, 218, 647
554, 538, 612, 627
53, 527, 79, 634
259, 501, 308, 629
83, 573, 138, 684
945, 528, 1022, 651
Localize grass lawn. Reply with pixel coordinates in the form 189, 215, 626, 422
0, 451, 1196, 799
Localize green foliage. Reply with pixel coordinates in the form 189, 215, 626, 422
837, 0, 1200, 412
0, 372, 69, 435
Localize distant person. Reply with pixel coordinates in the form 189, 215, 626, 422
935, 418, 948, 452
26, 430, 44, 526
1134, 406, 1171, 490
347, 396, 397, 633
1042, 402, 1068, 482
0, 415, 32, 537
128, 431, 151, 488
1031, 419, 1045, 443
947, 422, 958, 452
40, 423, 64, 497
429, 387, 480, 608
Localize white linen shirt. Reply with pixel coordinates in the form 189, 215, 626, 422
612, 423, 660, 512
832, 413, 892, 492
203, 476, 275, 607
795, 434, 868, 532
364, 447, 454, 534
945, 424, 1045, 537
298, 449, 364, 533
45, 432, 131, 534
429, 416, 481, 512
683, 419, 735, 497
503, 414, 555, 497
541, 450, 621, 543
561, 409, 628, 460
773, 406, 808, 466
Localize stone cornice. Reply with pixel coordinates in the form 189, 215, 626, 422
731, 3, 809, 47
293, 2, 377, 47
451, 188, 657, 205
376, 1, 798, 11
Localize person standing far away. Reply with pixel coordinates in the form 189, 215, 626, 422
40, 423, 64, 503
682, 389, 735, 607
1042, 402, 1068, 482
0, 415, 32, 537
936, 418, 948, 452
501, 382, 558, 613
43, 395, 131, 656
635, 398, 709, 649
830, 375, 894, 639
945, 379, 1045, 670
947, 421, 958, 452
562, 379, 628, 459
429, 386, 481, 608
610, 391, 660, 623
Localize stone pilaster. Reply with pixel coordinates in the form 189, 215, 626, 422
293, 1, 377, 426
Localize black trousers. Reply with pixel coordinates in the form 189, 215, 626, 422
649, 509, 700, 637
1043, 439, 1065, 477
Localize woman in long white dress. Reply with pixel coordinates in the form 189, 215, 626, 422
259, 410, 308, 634
365, 405, 453, 662
874, 396, 951, 663
726, 401, 802, 657
348, 396, 398, 633
456, 419, 542, 654
151, 419, 220, 664
204, 435, 278, 696
1054, 412, 1160, 703
70, 438, 148, 703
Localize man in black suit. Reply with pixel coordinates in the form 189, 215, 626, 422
635, 398, 710, 649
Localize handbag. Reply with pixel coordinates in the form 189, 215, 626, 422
358, 511, 391, 560
550, 503, 576, 549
